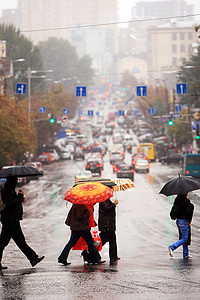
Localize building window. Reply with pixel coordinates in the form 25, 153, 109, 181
172, 57, 177, 66
188, 32, 193, 40
180, 32, 185, 40
172, 45, 177, 53
180, 45, 185, 52
172, 33, 177, 40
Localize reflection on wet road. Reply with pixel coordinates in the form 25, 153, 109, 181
1, 157, 200, 299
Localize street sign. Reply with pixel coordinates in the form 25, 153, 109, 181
134, 110, 139, 115
175, 105, 182, 112
63, 108, 69, 115
78, 110, 83, 115
16, 83, 27, 94
62, 116, 68, 123
136, 86, 147, 96
176, 83, 187, 94
39, 106, 46, 113
88, 110, 94, 116
148, 108, 157, 115
118, 110, 124, 116
96, 111, 100, 116
76, 86, 86, 97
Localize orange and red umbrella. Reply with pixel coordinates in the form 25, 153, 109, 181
64, 182, 113, 204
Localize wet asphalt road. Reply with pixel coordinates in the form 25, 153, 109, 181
0, 154, 200, 299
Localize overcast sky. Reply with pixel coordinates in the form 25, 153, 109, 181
0, 0, 200, 20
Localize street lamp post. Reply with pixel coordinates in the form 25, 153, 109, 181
27, 68, 53, 123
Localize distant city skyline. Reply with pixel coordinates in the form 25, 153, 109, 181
0, 0, 200, 20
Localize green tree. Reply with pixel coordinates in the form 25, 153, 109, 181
0, 23, 44, 96
0, 95, 36, 166
167, 117, 192, 148
38, 37, 94, 87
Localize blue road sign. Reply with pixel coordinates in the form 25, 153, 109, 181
16, 83, 27, 94
176, 83, 187, 94
78, 110, 83, 115
115, 111, 119, 116
148, 108, 157, 115
39, 106, 46, 113
76, 86, 87, 97
137, 86, 147, 96
134, 110, 139, 115
118, 110, 124, 116
88, 110, 94, 116
175, 105, 182, 112
63, 108, 69, 115
96, 111, 100, 116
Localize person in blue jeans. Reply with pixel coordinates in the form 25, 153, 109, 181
168, 194, 194, 258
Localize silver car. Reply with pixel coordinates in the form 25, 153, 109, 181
134, 159, 149, 173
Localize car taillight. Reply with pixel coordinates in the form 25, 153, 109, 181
97, 164, 101, 167
135, 164, 138, 167
110, 153, 112, 156
81, 147, 83, 150
85, 165, 89, 168
120, 153, 123, 156
147, 164, 150, 167
131, 169, 134, 172
186, 170, 189, 174
117, 169, 120, 172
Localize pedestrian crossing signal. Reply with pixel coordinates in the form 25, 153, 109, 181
196, 124, 200, 139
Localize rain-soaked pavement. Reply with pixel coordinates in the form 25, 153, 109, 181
1, 155, 200, 299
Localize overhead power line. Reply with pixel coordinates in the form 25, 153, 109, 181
20, 13, 200, 33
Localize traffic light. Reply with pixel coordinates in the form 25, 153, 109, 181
168, 119, 173, 126
49, 114, 55, 124
196, 124, 200, 139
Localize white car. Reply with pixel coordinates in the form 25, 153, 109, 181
135, 159, 149, 173
60, 149, 71, 160
48, 149, 60, 161
75, 171, 92, 182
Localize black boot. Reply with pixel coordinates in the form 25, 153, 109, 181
81, 250, 92, 263
0, 263, 7, 270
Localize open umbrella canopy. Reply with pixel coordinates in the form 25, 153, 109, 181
0, 166, 43, 178
64, 182, 114, 204
75, 178, 116, 188
159, 173, 200, 196
112, 178, 135, 191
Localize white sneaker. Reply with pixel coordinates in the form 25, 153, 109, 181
168, 246, 173, 257
184, 255, 192, 258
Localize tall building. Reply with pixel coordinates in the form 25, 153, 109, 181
17, 0, 118, 77
147, 20, 198, 84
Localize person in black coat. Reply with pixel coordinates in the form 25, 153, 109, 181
0, 177, 44, 270
58, 204, 105, 265
168, 194, 194, 258
98, 198, 120, 262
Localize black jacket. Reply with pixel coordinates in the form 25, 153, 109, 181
65, 204, 90, 231
0, 184, 24, 223
98, 199, 116, 232
170, 195, 194, 223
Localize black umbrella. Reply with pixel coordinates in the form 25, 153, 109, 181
0, 166, 43, 178
159, 173, 200, 196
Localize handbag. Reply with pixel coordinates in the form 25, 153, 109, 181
72, 228, 102, 251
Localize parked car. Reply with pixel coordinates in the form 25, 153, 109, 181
47, 149, 60, 161
38, 153, 53, 164
75, 171, 92, 183
73, 147, 85, 160
134, 159, 150, 173
159, 153, 184, 164
116, 164, 134, 181
85, 159, 102, 175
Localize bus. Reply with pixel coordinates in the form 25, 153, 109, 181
183, 154, 200, 178
137, 143, 157, 161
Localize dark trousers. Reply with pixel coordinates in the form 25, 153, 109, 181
0, 221, 38, 263
58, 230, 101, 263
99, 231, 117, 259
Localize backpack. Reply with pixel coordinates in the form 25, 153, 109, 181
170, 204, 179, 220
0, 190, 6, 212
